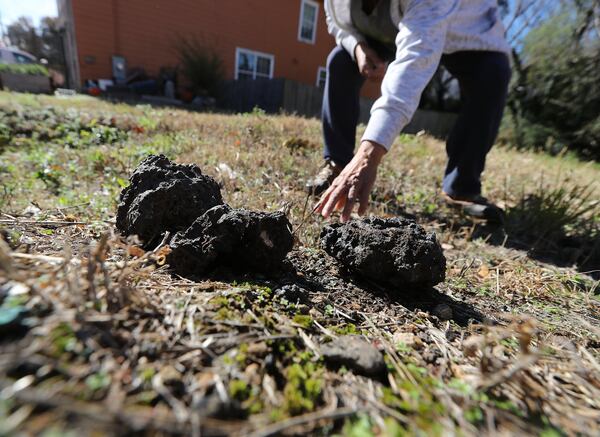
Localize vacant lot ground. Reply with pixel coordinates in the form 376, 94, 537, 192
0, 91, 599, 436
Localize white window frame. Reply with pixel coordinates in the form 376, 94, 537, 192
234, 47, 275, 80
316, 66, 327, 88
298, 0, 319, 44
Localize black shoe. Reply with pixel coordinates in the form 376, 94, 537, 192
441, 191, 505, 224
306, 160, 343, 196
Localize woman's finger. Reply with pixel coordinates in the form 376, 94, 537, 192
314, 185, 333, 214
358, 186, 370, 215
322, 183, 349, 218
341, 185, 358, 222
314, 173, 343, 213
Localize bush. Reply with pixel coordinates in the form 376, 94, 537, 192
174, 37, 225, 98
0, 63, 49, 76
503, 11, 600, 160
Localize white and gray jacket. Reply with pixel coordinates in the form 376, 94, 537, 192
325, 0, 511, 150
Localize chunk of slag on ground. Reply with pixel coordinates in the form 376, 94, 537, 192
168, 205, 294, 276
116, 155, 294, 277
320, 336, 386, 377
320, 217, 446, 289
116, 154, 223, 249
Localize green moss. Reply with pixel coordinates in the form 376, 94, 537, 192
293, 314, 313, 329
236, 343, 249, 365
341, 414, 375, 437
84, 372, 111, 396
209, 296, 230, 308
465, 406, 484, 424
228, 378, 264, 415
139, 367, 155, 384
229, 379, 251, 401
272, 339, 298, 356
215, 307, 234, 320
333, 323, 360, 335
282, 362, 323, 415
269, 408, 285, 422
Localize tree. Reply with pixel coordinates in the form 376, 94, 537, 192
38, 17, 66, 71
6, 17, 41, 57
5, 16, 66, 73
502, 1, 600, 159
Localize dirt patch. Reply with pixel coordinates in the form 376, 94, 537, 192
168, 204, 294, 277
116, 154, 223, 249
321, 217, 446, 289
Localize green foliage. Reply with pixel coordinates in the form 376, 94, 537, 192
5, 16, 66, 72
174, 36, 225, 97
0, 63, 49, 76
505, 9, 600, 159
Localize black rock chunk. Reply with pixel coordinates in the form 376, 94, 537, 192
116, 155, 223, 248
274, 284, 309, 304
320, 336, 386, 377
320, 217, 446, 289
168, 205, 294, 277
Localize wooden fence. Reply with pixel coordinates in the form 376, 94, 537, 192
219, 78, 458, 138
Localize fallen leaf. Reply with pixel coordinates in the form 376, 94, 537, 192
128, 245, 146, 258
478, 264, 490, 279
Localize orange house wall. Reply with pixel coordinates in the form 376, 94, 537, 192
70, 0, 381, 99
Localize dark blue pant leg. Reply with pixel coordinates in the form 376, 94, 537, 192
322, 46, 366, 167
441, 51, 511, 197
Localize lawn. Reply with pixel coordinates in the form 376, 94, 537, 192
0, 91, 599, 436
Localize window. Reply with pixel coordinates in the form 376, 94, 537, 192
298, 0, 319, 44
235, 48, 274, 80
316, 66, 327, 88
13, 53, 35, 64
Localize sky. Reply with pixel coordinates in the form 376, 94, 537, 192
0, 0, 57, 29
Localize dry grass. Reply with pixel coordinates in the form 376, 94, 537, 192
0, 91, 599, 436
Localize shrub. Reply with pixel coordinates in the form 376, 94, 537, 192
503, 11, 600, 160
0, 63, 49, 76
174, 37, 225, 98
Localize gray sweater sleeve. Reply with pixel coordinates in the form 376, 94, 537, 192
324, 0, 365, 61
362, 0, 460, 150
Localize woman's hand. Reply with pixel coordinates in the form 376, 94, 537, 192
314, 141, 387, 222
354, 42, 386, 81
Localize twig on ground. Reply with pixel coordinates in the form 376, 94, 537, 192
246, 407, 358, 437
0, 219, 88, 227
